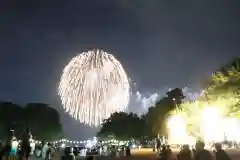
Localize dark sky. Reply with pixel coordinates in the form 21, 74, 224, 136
0, 0, 239, 139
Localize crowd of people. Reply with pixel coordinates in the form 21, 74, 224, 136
0, 128, 33, 160
0, 128, 58, 160
0, 129, 234, 160
156, 140, 231, 160
0, 128, 129, 160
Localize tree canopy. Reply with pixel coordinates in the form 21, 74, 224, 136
205, 59, 240, 94
144, 88, 185, 136
0, 102, 24, 138
24, 103, 63, 140
204, 58, 240, 116
0, 102, 63, 140
97, 112, 144, 140
98, 88, 185, 139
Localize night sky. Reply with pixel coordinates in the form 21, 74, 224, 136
0, 0, 239, 140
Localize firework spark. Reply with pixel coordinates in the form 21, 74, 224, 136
58, 49, 130, 126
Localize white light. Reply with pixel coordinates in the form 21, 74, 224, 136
61, 143, 66, 148
201, 107, 220, 121
132, 144, 136, 148
167, 115, 188, 144
201, 107, 224, 142
86, 142, 93, 148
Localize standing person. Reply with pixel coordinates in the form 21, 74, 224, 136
166, 145, 174, 160
61, 147, 75, 160
177, 144, 192, 160
125, 146, 131, 156
9, 130, 18, 156
19, 127, 32, 160
166, 145, 172, 154
194, 141, 213, 160
159, 145, 168, 160
2, 130, 18, 156
156, 138, 161, 153
214, 143, 231, 160
0, 129, 18, 160
45, 143, 53, 160
42, 142, 50, 160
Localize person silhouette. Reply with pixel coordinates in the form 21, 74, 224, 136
19, 127, 32, 160
0, 129, 18, 160
214, 143, 231, 160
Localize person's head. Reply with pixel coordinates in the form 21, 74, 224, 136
162, 144, 166, 150
182, 144, 190, 150
65, 147, 73, 154
195, 141, 205, 150
214, 143, 222, 151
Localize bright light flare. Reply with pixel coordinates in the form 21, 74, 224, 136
167, 115, 188, 144
58, 49, 130, 126
201, 107, 224, 142
170, 101, 240, 143
201, 107, 221, 121
223, 118, 240, 141
86, 141, 93, 148
60, 143, 66, 148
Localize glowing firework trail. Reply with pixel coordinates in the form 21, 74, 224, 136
58, 49, 130, 126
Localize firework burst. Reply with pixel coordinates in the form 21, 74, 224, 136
58, 49, 130, 126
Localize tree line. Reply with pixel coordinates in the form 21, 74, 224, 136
97, 88, 185, 140
98, 58, 240, 140
0, 102, 63, 140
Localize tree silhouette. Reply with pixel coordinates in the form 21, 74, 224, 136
24, 103, 63, 140
144, 88, 185, 136
98, 112, 144, 140
98, 88, 185, 139
0, 102, 24, 137
0, 102, 63, 140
